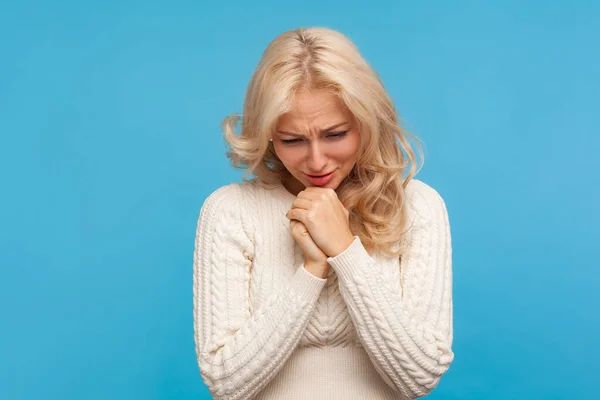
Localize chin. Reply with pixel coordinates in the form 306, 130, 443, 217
309, 179, 340, 190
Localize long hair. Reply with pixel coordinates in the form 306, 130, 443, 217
221, 27, 424, 258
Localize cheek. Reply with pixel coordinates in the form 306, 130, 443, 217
275, 147, 303, 167
335, 141, 360, 162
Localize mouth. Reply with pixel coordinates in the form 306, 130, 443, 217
305, 170, 336, 186
306, 171, 334, 178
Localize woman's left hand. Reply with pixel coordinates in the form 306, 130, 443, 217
286, 187, 355, 258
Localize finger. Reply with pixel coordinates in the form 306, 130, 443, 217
287, 208, 308, 224
299, 187, 335, 200
290, 220, 309, 237
291, 198, 312, 210
302, 187, 334, 194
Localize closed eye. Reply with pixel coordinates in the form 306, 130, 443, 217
281, 131, 348, 144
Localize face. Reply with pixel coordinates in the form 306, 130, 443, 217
273, 88, 361, 196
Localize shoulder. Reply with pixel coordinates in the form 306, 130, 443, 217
195, 182, 256, 254
199, 182, 258, 223
404, 178, 449, 222
198, 181, 258, 237
202, 182, 242, 209
201, 180, 259, 209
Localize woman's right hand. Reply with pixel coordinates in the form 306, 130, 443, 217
289, 219, 330, 277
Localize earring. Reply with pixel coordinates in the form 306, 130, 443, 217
269, 138, 273, 142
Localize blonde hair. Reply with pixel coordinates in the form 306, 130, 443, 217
222, 27, 424, 258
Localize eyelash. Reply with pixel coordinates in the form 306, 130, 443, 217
281, 131, 348, 144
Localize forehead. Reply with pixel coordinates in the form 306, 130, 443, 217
278, 88, 349, 127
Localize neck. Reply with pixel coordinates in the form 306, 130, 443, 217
282, 173, 304, 196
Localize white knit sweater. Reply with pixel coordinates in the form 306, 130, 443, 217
193, 178, 454, 400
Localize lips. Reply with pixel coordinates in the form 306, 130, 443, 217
305, 170, 335, 186
307, 171, 333, 178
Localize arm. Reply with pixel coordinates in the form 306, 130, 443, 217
325, 183, 454, 398
193, 184, 327, 400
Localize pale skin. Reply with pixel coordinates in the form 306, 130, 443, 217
273, 87, 360, 278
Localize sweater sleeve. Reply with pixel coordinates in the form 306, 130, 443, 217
193, 184, 327, 400
325, 182, 454, 399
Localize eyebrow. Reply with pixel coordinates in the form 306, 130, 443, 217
277, 121, 349, 138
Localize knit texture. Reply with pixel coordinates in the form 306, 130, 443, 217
193, 178, 454, 399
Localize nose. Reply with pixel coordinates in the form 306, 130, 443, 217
306, 141, 328, 172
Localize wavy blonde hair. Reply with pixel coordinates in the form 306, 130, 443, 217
222, 27, 424, 258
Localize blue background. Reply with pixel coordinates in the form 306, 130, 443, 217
1, 1, 598, 399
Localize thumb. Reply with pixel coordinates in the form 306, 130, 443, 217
290, 219, 309, 237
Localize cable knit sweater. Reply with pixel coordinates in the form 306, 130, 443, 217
193, 178, 454, 400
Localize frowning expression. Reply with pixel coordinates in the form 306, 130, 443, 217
273, 88, 360, 195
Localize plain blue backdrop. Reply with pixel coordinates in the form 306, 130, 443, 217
1, 1, 598, 399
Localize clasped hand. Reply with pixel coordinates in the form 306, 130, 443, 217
286, 187, 355, 258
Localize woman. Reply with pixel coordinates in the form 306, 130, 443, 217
193, 27, 454, 400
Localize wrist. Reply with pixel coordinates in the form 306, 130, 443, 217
304, 261, 330, 278
329, 234, 355, 257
